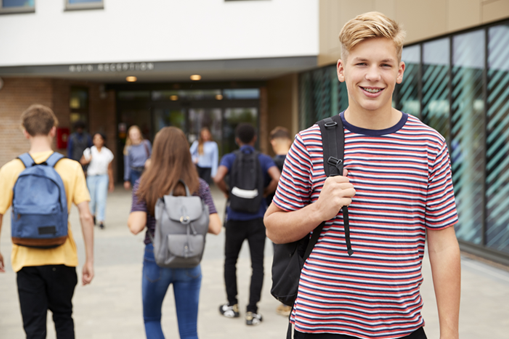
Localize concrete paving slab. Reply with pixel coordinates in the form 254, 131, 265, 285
1, 185, 508, 338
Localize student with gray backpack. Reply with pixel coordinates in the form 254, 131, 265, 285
213, 123, 280, 326
0, 104, 94, 338
128, 126, 221, 339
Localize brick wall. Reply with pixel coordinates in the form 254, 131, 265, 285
0, 78, 53, 166
0, 77, 117, 180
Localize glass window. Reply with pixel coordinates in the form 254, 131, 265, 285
422, 38, 451, 141
486, 23, 509, 255
153, 108, 186, 134
451, 30, 486, 245
222, 89, 260, 100
152, 90, 221, 101
0, 0, 35, 13
298, 66, 347, 130
188, 108, 223, 155
118, 91, 150, 100
397, 45, 421, 117
223, 108, 257, 154
65, 0, 103, 10
70, 87, 89, 127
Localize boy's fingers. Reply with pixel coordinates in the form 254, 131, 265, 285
343, 168, 349, 177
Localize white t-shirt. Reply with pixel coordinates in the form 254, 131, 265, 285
84, 146, 114, 176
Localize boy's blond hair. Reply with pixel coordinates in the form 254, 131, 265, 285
339, 12, 406, 61
21, 104, 59, 136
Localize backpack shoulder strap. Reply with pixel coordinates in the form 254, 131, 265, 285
18, 153, 35, 168
317, 114, 345, 177
45, 152, 64, 168
315, 114, 353, 256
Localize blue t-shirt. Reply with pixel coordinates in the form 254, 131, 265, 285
220, 145, 276, 221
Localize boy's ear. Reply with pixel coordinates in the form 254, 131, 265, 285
22, 129, 31, 140
396, 61, 406, 84
337, 59, 345, 83
49, 126, 57, 138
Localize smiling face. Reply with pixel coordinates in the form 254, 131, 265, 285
337, 38, 405, 114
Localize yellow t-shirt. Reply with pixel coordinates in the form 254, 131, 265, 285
0, 151, 90, 272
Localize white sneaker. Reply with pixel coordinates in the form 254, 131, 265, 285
219, 304, 240, 318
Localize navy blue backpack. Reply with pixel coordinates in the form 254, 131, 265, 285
11, 153, 68, 248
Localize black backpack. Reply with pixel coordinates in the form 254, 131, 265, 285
270, 115, 353, 310
229, 149, 264, 214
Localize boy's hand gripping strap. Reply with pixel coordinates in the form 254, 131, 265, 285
319, 116, 353, 256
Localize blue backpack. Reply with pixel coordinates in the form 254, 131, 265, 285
11, 153, 68, 248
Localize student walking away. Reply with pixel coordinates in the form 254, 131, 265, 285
214, 123, 280, 326
124, 125, 152, 190
190, 127, 219, 185
128, 126, 222, 339
0, 104, 94, 339
265, 12, 460, 339
67, 120, 92, 171
266, 126, 293, 318
80, 132, 114, 229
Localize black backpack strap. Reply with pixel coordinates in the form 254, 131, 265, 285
317, 115, 353, 256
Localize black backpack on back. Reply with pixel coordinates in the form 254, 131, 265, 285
229, 149, 264, 214
270, 115, 353, 310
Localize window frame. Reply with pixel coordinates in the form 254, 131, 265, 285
0, 0, 35, 15
64, 0, 103, 11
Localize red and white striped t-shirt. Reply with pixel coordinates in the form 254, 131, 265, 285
273, 112, 458, 339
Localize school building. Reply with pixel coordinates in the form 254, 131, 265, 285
1, 0, 508, 263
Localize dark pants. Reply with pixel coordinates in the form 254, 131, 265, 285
130, 168, 143, 187
17, 265, 78, 339
196, 165, 212, 184
224, 218, 266, 313
295, 327, 427, 339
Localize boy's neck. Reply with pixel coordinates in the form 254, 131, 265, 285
272, 144, 289, 156
344, 105, 402, 130
29, 135, 53, 153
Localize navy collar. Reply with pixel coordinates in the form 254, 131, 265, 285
239, 145, 255, 153
340, 111, 408, 136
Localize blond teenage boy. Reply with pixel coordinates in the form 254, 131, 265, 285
265, 12, 460, 339
0, 105, 94, 338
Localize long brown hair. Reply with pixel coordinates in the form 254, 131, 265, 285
136, 127, 199, 215
197, 127, 212, 155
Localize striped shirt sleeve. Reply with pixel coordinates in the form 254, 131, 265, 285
273, 132, 313, 212
425, 141, 458, 229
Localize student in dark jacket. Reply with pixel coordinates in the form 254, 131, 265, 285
267, 126, 294, 317
214, 123, 280, 326
67, 120, 92, 169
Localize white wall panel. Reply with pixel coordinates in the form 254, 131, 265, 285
0, 0, 319, 66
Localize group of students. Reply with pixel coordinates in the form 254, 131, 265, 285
66, 123, 153, 228
0, 11, 461, 339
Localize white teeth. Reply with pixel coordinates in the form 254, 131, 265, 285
363, 87, 382, 93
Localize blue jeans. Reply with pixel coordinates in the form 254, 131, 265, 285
130, 169, 143, 187
142, 243, 202, 339
86, 174, 108, 222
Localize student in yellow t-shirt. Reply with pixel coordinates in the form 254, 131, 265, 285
0, 104, 95, 338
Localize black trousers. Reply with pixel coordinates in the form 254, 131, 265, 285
196, 165, 212, 184
295, 327, 427, 339
224, 218, 266, 313
17, 265, 78, 339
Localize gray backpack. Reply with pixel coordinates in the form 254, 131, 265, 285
150, 180, 209, 268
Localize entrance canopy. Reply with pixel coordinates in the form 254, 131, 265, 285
0, 56, 317, 82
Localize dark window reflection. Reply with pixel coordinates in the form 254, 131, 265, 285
486, 24, 509, 254
422, 38, 450, 141
451, 30, 485, 245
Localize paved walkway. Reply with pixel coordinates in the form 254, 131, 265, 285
1, 186, 509, 338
